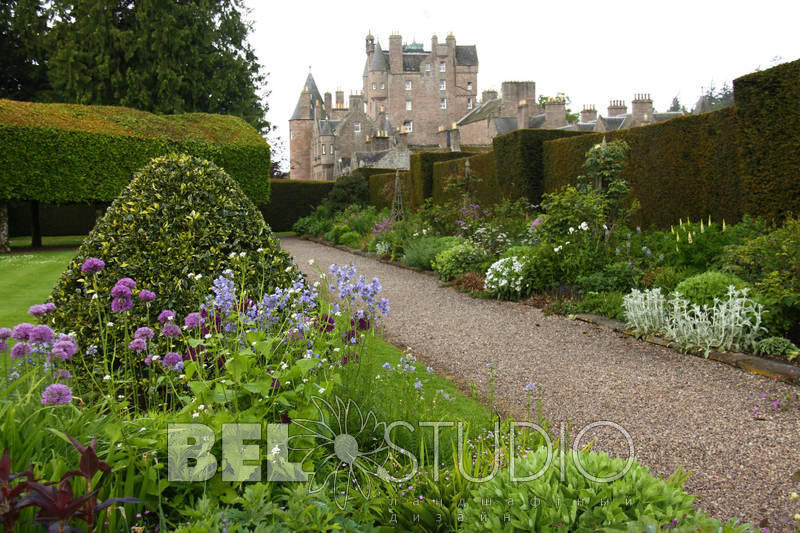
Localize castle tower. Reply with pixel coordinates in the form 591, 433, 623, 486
289, 73, 323, 180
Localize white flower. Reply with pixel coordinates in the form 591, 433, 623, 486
285, 266, 293, 273
204, 333, 212, 339
568, 227, 575, 234
106, 322, 114, 327
579, 221, 589, 231
303, 378, 308, 383
313, 281, 320, 288
188, 273, 195, 279
239, 251, 246, 258
195, 273, 202, 280
554, 246, 562, 253
318, 388, 325, 394
192, 412, 199, 418
229, 252, 237, 259
257, 248, 265, 253
103, 374, 111, 381
271, 445, 281, 455
280, 362, 288, 370
91, 294, 98, 300
198, 404, 205, 411
333, 348, 340, 352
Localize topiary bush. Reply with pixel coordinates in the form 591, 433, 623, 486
675, 271, 749, 308
323, 173, 369, 212
48, 153, 296, 349
431, 242, 486, 281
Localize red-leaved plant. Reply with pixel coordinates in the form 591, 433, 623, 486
1, 435, 140, 532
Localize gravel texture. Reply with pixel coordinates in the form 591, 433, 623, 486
280, 237, 800, 529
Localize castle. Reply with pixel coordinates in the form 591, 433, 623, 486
289, 33, 685, 180
289, 32, 478, 180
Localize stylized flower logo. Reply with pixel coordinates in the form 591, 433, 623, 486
289, 396, 389, 509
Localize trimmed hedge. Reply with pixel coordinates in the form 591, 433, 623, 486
432, 152, 500, 206
261, 180, 334, 232
543, 108, 742, 228
735, 58, 800, 220
493, 129, 586, 204
369, 172, 409, 210
0, 99, 272, 205
408, 152, 470, 208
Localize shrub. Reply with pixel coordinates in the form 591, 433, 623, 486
401, 236, 463, 270
431, 242, 486, 281
48, 153, 296, 349
755, 336, 799, 358
263, 180, 334, 232
462, 447, 719, 531
641, 266, 693, 292
577, 261, 643, 293
484, 256, 529, 300
323, 173, 369, 212
675, 271, 749, 308
576, 291, 626, 321
338, 231, 363, 249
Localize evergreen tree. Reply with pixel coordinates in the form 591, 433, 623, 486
46, 0, 269, 131
668, 96, 682, 112
0, 0, 51, 100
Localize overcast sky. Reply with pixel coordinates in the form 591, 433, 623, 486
245, 0, 800, 168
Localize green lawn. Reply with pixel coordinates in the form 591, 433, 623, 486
9, 235, 86, 248
0, 250, 75, 327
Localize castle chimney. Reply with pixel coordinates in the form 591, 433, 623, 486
580, 105, 597, 123
608, 100, 627, 117
482, 90, 498, 103
632, 93, 654, 126
518, 99, 530, 130
431, 34, 439, 55
544, 97, 567, 129
446, 32, 456, 53
324, 92, 332, 116
389, 33, 402, 73
335, 90, 344, 108
349, 93, 364, 114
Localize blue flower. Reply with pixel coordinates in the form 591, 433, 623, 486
524, 383, 536, 392
382, 362, 391, 371
413, 379, 422, 390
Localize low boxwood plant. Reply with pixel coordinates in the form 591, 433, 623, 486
675, 271, 749, 308
432, 242, 487, 281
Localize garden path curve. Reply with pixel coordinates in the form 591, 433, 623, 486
280, 236, 800, 529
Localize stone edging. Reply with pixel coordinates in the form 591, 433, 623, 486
289, 235, 800, 387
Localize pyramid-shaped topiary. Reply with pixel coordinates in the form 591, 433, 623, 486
48, 153, 296, 349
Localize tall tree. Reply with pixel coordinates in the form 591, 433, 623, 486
0, 0, 51, 100
47, 0, 269, 131
668, 96, 682, 112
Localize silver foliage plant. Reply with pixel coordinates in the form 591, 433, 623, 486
623, 286, 765, 357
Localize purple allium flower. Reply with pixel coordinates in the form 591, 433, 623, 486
184, 312, 201, 329
144, 354, 154, 366
28, 304, 48, 317
116, 277, 136, 289
81, 258, 105, 274
0, 328, 11, 341
51, 337, 77, 361
52, 369, 72, 380
11, 323, 34, 341
157, 310, 175, 323
134, 327, 154, 340
111, 284, 132, 299
30, 325, 55, 345
111, 297, 133, 313
162, 352, 182, 370
43, 302, 56, 314
138, 290, 156, 302
10, 342, 32, 359
161, 323, 181, 338
41, 384, 72, 405
128, 338, 147, 353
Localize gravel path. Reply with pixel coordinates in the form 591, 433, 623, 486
280, 237, 800, 529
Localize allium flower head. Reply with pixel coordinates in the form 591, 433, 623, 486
28, 303, 56, 317
111, 284, 132, 299
134, 327, 154, 340
111, 297, 133, 313
52, 369, 72, 380
51, 337, 77, 360
138, 290, 156, 302
158, 310, 176, 323
162, 352, 182, 370
128, 338, 148, 353
30, 325, 55, 345
10, 342, 32, 359
11, 323, 34, 341
42, 384, 72, 405
116, 277, 137, 289
81, 258, 105, 274
161, 323, 181, 338
184, 312, 201, 329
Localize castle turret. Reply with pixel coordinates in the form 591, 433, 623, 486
289, 73, 323, 180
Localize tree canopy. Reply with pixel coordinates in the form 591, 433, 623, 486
0, 0, 269, 132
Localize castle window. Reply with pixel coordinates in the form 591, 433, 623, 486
321, 144, 326, 154
372, 82, 376, 90
330, 144, 334, 154
380, 82, 385, 90
467, 82, 473, 91
403, 120, 413, 133
440, 98, 447, 109
467, 97, 473, 110
354, 121, 361, 133
439, 80, 446, 90
405, 80, 412, 90
406, 100, 412, 111
439, 61, 446, 72
425, 63, 431, 72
